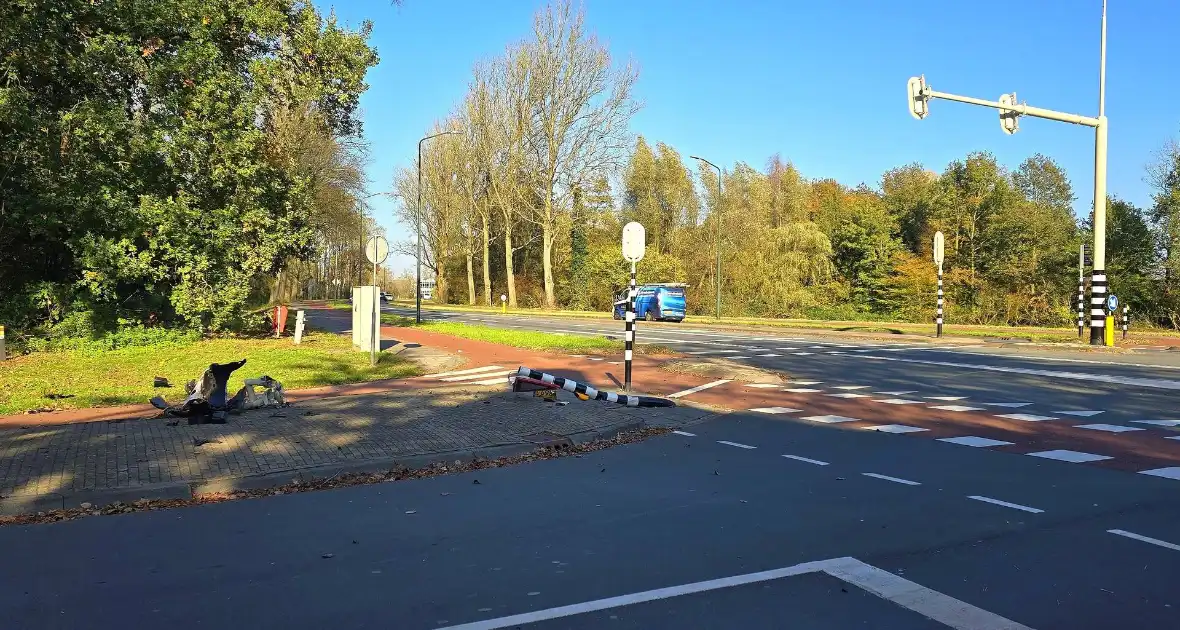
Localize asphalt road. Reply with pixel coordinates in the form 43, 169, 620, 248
386, 305, 1180, 431
2, 408, 1178, 629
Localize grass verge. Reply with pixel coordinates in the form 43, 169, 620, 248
382, 315, 675, 355
0, 331, 420, 416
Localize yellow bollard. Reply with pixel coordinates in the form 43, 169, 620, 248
0, 324, 5, 361
1104, 316, 1115, 346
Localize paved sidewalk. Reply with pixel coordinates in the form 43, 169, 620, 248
0, 386, 714, 515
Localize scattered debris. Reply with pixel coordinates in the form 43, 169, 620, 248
192, 437, 220, 447
153, 377, 171, 388
45, 393, 75, 400
321, 553, 334, 559
405, 510, 417, 515
0, 427, 670, 527
149, 360, 286, 425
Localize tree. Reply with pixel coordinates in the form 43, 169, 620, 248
522, 1, 639, 308
622, 137, 698, 254
1148, 138, 1180, 325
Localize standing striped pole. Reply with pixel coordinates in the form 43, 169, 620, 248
624, 262, 637, 391
1089, 269, 1107, 345
1077, 278, 1084, 337
1122, 305, 1129, 340
936, 270, 944, 338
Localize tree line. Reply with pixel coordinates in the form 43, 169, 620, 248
1, 0, 380, 338
403, 2, 1180, 328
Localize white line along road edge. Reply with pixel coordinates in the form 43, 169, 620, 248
435, 556, 1032, 630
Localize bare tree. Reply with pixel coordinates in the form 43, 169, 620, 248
521, 1, 640, 307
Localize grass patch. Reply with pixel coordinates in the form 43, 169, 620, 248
0, 331, 419, 416
382, 314, 675, 355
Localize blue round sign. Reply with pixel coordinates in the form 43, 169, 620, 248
1106, 294, 1119, 312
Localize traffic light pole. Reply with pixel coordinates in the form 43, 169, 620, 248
907, 1, 1109, 345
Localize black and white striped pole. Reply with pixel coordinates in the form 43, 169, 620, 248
933, 230, 945, 338
1122, 305, 1129, 340
1077, 243, 1086, 338
513, 367, 674, 408
621, 222, 646, 392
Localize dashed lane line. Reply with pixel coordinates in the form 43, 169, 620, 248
801, 415, 861, 424
1054, 410, 1105, 417
717, 440, 756, 450
1107, 529, 1180, 552
750, 407, 802, 414
672, 430, 696, 437
1075, 424, 1144, 433
967, 495, 1044, 514
996, 413, 1057, 422
781, 454, 829, 466
861, 472, 921, 486
938, 436, 1015, 448
1133, 419, 1180, 427
929, 405, 985, 412
1139, 467, 1180, 480
863, 424, 928, 434
1027, 450, 1113, 463
859, 353, 1180, 391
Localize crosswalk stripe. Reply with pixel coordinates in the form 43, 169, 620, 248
439, 370, 513, 382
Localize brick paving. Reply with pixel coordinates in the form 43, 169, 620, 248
0, 387, 708, 513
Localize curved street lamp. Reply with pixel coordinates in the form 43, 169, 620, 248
691, 155, 723, 319
417, 130, 462, 323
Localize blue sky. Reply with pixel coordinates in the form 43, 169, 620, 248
328, 0, 1179, 273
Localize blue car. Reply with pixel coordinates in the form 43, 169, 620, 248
613, 283, 687, 322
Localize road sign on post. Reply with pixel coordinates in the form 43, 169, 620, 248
621, 222, 646, 392
907, 76, 929, 120
998, 93, 1020, 135
933, 231, 945, 338
501, 294, 507, 314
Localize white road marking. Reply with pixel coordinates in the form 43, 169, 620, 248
802, 415, 861, 424
1132, 419, 1180, 427
436, 556, 1033, 630
930, 405, 985, 412
793, 381, 822, 385
832, 385, 870, 390
784, 388, 823, 393
587, 357, 604, 361
464, 377, 512, 386
439, 370, 513, 382
667, 379, 732, 399
875, 390, 917, 395
967, 495, 1044, 514
745, 383, 783, 389
1139, 467, 1180, 480
938, 436, 1014, 448
996, 413, 1057, 422
781, 454, 829, 466
750, 407, 801, 414
927, 396, 967, 401
672, 430, 696, 437
717, 440, 756, 449
1169, 436, 1180, 441
1107, 529, 1180, 552
687, 349, 739, 355
1054, 410, 1104, 417
728, 355, 750, 360
863, 424, 928, 434
862, 472, 921, 486
775, 347, 799, 351
874, 398, 925, 405
792, 351, 814, 356
430, 365, 505, 378
827, 393, 870, 398
1027, 449, 1113, 463
860, 353, 1180, 391
982, 402, 1033, 408
756, 353, 782, 357
1076, 423, 1144, 433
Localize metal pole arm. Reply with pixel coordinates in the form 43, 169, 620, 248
924, 89, 1100, 127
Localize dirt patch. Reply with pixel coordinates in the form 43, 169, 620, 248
391, 343, 466, 374
659, 358, 787, 384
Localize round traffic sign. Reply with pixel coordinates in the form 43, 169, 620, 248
365, 236, 389, 265
1106, 294, 1119, 312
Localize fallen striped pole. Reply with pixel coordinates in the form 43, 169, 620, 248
514, 367, 675, 408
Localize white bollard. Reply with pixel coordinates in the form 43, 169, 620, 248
293, 310, 306, 344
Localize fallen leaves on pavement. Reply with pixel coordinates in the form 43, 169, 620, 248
0, 427, 671, 527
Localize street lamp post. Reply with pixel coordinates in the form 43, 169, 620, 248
906, 0, 1109, 345
691, 155, 723, 319
417, 130, 461, 324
